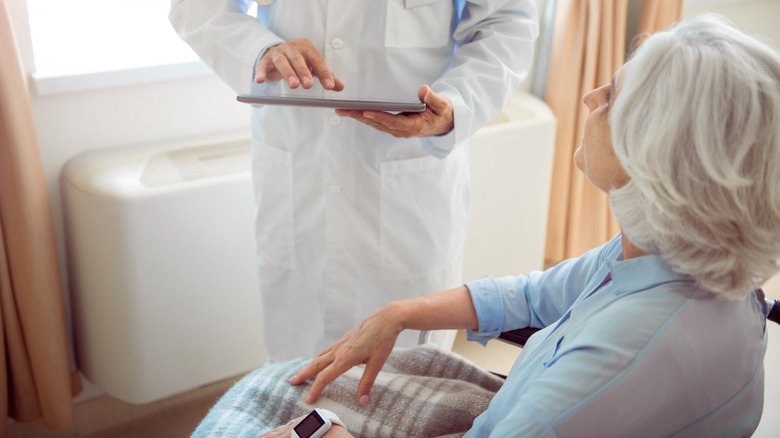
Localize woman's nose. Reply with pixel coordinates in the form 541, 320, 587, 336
583, 90, 597, 110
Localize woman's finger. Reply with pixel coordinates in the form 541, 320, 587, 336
290, 349, 334, 385
306, 357, 357, 404
356, 355, 388, 406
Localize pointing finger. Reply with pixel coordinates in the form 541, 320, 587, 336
270, 52, 300, 88
284, 48, 314, 89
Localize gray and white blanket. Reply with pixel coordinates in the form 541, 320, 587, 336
192, 344, 504, 438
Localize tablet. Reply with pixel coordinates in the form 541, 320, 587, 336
236, 95, 426, 112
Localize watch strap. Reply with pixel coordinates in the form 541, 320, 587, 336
316, 408, 346, 431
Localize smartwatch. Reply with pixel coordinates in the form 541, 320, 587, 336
292, 408, 346, 438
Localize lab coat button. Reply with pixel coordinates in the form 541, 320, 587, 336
330, 185, 341, 194
331, 38, 345, 50
330, 115, 341, 126
255, 0, 275, 6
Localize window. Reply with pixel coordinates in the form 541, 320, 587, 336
24, 0, 256, 94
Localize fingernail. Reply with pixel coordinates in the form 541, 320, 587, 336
289, 376, 296, 383
288, 76, 296, 87
364, 112, 375, 119
325, 79, 334, 89
302, 76, 312, 87
359, 395, 369, 406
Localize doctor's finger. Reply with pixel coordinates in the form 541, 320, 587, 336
283, 49, 315, 89
255, 55, 281, 83
420, 85, 452, 116
268, 52, 302, 88
298, 47, 339, 91
335, 110, 405, 135
364, 112, 426, 137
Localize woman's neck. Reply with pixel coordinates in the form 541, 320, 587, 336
621, 232, 648, 260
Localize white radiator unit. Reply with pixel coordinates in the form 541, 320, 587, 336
61, 90, 555, 404
62, 131, 265, 404
463, 90, 556, 281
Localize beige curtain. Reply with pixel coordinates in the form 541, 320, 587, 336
637, 0, 685, 45
543, 0, 684, 265
0, 0, 80, 434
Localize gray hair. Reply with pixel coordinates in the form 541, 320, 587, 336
608, 14, 780, 299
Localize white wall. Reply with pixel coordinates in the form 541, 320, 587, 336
684, 0, 780, 44
7, 0, 253, 401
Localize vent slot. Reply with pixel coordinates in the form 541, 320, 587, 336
141, 140, 251, 187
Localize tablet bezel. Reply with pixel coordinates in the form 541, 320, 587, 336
236, 95, 426, 112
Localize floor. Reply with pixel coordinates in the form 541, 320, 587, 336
10, 279, 780, 437
8, 376, 236, 438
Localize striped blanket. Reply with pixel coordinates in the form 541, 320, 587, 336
192, 344, 504, 437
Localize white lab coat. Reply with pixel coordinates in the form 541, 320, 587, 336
170, 0, 538, 361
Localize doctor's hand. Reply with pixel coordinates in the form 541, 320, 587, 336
289, 303, 405, 406
336, 85, 454, 138
255, 39, 345, 91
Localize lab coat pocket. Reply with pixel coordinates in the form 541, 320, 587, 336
385, 0, 454, 48
253, 141, 296, 269
380, 146, 470, 279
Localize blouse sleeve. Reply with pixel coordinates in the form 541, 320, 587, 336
465, 234, 622, 344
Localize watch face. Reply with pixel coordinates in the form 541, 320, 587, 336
294, 410, 326, 438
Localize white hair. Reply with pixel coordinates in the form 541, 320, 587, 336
608, 15, 780, 299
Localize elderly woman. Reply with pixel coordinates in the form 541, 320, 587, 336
195, 15, 779, 438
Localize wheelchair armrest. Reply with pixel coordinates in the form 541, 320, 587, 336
769, 299, 780, 325
497, 327, 541, 347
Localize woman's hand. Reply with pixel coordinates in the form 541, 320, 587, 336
258, 416, 301, 438
258, 415, 353, 438
255, 38, 345, 91
335, 85, 454, 138
289, 303, 405, 405
290, 287, 478, 406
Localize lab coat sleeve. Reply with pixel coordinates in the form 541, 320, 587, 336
422, 0, 539, 158
169, 0, 285, 94
464, 234, 622, 344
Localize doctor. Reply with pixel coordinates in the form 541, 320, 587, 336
170, 0, 539, 362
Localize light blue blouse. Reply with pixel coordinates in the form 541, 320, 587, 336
464, 234, 767, 437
